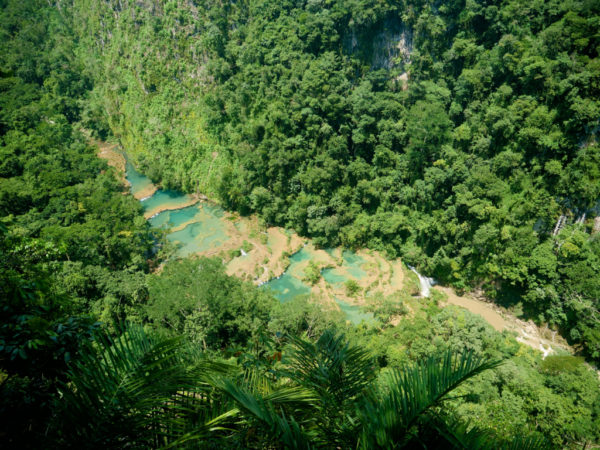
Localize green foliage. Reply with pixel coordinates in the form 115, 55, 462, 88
218, 332, 544, 449
367, 291, 410, 324
269, 296, 345, 339
0, 0, 154, 314
71, 0, 600, 362
54, 324, 233, 447
0, 227, 100, 447
0, 1, 154, 443
302, 260, 322, 285
358, 351, 503, 448
345, 279, 361, 297
352, 305, 600, 447
241, 239, 254, 253
55, 327, 534, 449
146, 257, 277, 349
2, 0, 600, 447
540, 355, 586, 374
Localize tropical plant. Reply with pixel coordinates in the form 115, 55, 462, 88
217, 331, 549, 449
54, 327, 549, 448
357, 352, 503, 448
54, 325, 233, 447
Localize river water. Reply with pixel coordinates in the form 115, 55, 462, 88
112, 153, 574, 358
126, 162, 374, 324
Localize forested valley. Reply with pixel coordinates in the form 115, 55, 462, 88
1, 0, 599, 448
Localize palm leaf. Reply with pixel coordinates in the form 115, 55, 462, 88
216, 378, 316, 449
55, 324, 232, 447
358, 350, 503, 448
500, 435, 552, 450
430, 414, 551, 450
285, 330, 376, 405
278, 331, 376, 447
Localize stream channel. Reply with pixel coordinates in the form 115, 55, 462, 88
126, 160, 375, 325
115, 152, 574, 360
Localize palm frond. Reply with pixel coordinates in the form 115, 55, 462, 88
500, 435, 552, 450
279, 331, 376, 447
55, 327, 546, 449
285, 330, 376, 405
358, 350, 502, 448
430, 414, 551, 450
217, 378, 315, 449
424, 414, 497, 449
56, 324, 232, 447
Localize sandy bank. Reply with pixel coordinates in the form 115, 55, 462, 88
143, 197, 200, 220
134, 184, 158, 201
95, 140, 127, 185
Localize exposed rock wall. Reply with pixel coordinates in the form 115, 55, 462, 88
344, 16, 412, 70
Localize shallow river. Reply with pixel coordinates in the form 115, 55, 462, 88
126, 162, 374, 324
121, 155, 574, 358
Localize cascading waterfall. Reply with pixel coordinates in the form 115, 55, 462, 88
408, 265, 435, 298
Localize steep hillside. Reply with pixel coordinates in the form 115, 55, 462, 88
72, 0, 600, 360
2, 0, 600, 447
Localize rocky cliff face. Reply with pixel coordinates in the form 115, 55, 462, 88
345, 16, 412, 70
371, 20, 412, 70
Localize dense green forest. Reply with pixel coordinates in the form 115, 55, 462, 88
72, 0, 600, 360
1, 0, 600, 448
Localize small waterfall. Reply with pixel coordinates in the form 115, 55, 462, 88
553, 214, 567, 236
539, 344, 553, 360
240, 248, 248, 257
408, 265, 435, 297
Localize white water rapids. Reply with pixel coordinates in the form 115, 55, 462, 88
408, 265, 435, 297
